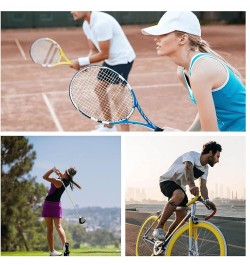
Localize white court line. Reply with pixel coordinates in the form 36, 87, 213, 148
42, 93, 63, 132
14, 38, 27, 61
2, 83, 181, 99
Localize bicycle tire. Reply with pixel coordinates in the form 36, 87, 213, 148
166, 220, 227, 256
135, 215, 159, 256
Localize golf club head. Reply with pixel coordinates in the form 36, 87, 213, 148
79, 217, 86, 224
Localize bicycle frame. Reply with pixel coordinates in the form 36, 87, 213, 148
142, 196, 217, 255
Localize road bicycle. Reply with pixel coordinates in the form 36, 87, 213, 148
135, 196, 227, 256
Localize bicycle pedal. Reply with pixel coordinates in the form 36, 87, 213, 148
153, 240, 165, 256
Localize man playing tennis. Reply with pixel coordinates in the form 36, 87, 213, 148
71, 11, 136, 132
153, 141, 220, 241
142, 12, 245, 132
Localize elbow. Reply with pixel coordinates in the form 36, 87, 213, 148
100, 51, 109, 61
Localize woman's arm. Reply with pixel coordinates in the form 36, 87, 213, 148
42, 168, 63, 188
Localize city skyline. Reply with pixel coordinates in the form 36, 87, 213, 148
126, 184, 245, 203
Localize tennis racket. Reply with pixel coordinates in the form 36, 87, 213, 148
69, 65, 163, 131
30, 37, 72, 67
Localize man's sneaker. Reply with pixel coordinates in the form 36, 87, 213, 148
152, 228, 166, 241
63, 242, 70, 256
50, 249, 62, 256
91, 124, 117, 132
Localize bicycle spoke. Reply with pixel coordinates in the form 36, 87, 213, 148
167, 222, 226, 256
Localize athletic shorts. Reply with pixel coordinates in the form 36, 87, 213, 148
97, 61, 134, 84
160, 180, 188, 207
42, 201, 62, 218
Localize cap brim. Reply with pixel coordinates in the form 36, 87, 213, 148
141, 25, 174, 36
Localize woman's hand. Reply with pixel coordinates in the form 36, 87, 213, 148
53, 167, 63, 178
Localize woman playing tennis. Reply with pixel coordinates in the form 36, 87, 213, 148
42, 166, 81, 256
142, 11, 246, 131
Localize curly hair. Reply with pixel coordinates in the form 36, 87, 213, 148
201, 141, 222, 155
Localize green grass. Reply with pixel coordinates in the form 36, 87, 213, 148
1, 246, 121, 256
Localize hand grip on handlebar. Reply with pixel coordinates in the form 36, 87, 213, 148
204, 209, 217, 220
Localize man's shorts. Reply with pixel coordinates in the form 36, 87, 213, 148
160, 180, 188, 207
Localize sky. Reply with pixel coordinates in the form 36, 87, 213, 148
124, 135, 246, 201
27, 136, 121, 208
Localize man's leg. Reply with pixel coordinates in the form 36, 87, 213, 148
156, 189, 185, 229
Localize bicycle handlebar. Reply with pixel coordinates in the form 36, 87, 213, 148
186, 195, 217, 220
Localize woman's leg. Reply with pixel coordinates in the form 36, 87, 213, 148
53, 218, 67, 245
44, 217, 54, 252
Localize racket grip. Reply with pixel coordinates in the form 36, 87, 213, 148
155, 127, 164, 131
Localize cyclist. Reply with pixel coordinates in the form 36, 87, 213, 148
153, 141, 221, 241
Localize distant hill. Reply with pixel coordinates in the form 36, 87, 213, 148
63, 207, 121, 231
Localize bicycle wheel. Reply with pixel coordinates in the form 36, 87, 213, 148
135, 215, 159, 256
166, 221, 227, 256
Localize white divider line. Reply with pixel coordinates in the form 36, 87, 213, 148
42, 93, 63, 132
14, 38, 27, 61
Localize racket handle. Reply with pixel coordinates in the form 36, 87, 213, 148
155, 127, 164, 131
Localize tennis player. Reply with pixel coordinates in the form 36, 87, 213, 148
42, 167, 81, 256
71, 11, 136, 132
142, 11, 246, 131
153, 141, 220, 241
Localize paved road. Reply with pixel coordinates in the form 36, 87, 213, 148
126, 211, 245, 256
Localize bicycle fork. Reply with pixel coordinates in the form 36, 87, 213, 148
188, 204, 199, 256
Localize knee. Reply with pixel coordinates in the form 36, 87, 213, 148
54, 223, 62, 231
172, 189, 185, 202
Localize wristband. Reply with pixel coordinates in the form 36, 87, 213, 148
78, 57, 90, 66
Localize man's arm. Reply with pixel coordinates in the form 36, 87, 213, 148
200, 178, 216, 210
71, 39, 110, 70
184, 161, 199, 196
200, 178, 209, 199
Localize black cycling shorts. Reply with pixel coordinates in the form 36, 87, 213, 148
160, 180, 188, 207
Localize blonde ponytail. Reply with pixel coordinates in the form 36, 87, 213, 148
175, 31, 241, 78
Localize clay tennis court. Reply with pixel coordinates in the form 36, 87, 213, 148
1, 24, 245, 132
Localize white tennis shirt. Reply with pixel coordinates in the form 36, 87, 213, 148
160, 151, 208, 190
83, 12, 136, 65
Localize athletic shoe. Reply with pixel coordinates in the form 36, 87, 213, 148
91, 124, 117, 132
50, 249, 62, 256
63, 242, 70, 256
152, 228, 165, 241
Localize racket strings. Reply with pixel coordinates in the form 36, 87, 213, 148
30, 39, 61, 66
70, 67, 134, 122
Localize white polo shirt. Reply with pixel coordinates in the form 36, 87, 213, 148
160, 151, 208, 190
83, 12, 136, 65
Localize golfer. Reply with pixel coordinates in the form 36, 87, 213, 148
42, 166, 81, 256
142, 11, 246, 131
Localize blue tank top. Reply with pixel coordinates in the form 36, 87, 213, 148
182, 53, 246, 131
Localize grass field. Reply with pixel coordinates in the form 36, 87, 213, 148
1, 246, 121, 256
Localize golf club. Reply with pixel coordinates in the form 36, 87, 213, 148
60, 179, 86, 224
53, 167, 86, 224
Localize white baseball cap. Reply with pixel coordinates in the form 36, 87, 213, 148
141, 11, 201, 37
